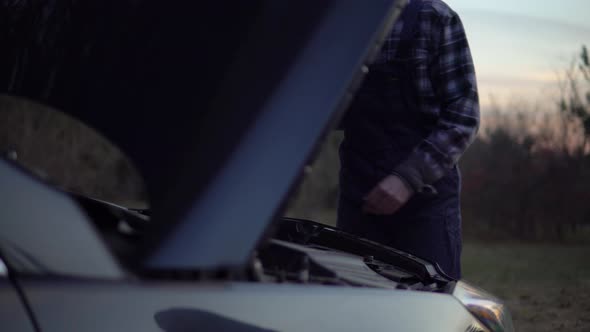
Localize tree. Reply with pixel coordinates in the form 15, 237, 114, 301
559, 45, 590, 156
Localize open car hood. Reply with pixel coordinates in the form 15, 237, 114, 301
1, 0, 407, 271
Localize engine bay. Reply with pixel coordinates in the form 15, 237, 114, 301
77, 195, 453, 294
258, 218, 453, 293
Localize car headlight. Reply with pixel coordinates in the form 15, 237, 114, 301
452, 281, 514, 332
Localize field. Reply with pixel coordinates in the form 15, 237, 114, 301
462, 243, 590, 332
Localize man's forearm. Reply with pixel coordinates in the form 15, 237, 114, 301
394, 91, 479, 192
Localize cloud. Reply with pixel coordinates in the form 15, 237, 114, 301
478, 74, 558, 86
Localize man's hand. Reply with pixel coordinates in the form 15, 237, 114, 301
363, 175, 414, 215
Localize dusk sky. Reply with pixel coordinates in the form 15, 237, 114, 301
444, 0, 590, 110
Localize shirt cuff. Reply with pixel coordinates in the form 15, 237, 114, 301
393, 159, 438, 195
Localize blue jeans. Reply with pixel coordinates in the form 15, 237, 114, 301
337, 167, 463, 279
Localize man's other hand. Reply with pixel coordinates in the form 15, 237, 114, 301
363, 175, 414, 215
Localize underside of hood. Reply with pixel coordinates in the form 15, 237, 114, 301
0, 0, 407, 271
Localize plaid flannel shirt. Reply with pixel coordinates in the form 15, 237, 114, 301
375, 0, 479, 193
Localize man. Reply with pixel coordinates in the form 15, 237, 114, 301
338, 0, 479, 279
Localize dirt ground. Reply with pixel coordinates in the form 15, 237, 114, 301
462, 243, 590, 332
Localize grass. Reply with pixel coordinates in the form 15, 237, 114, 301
463, 242, 590, 332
